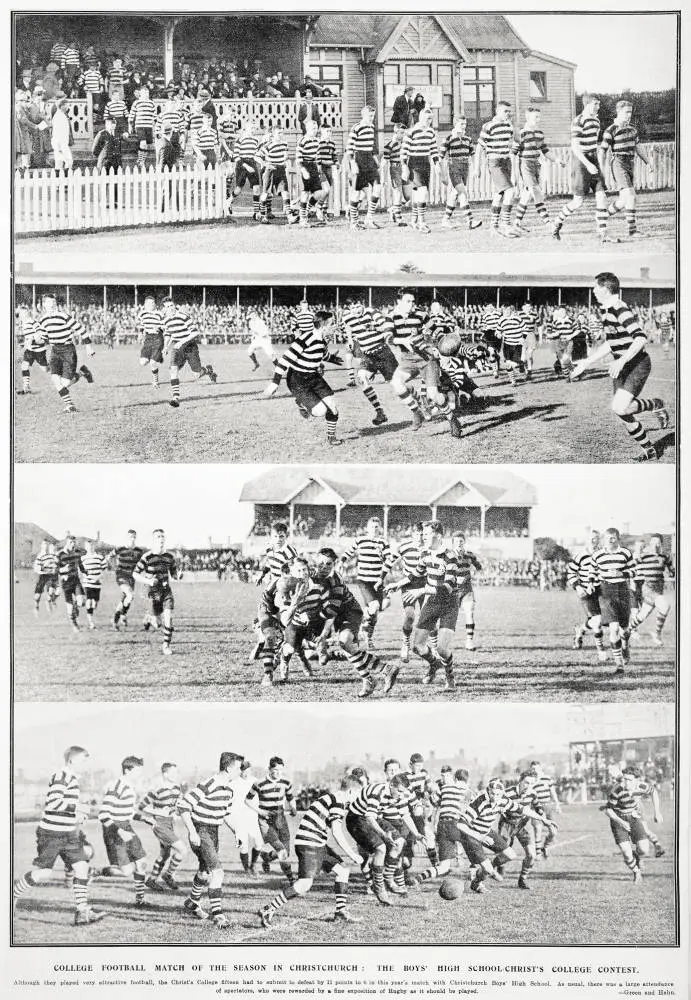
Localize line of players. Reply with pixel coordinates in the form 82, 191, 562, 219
13, 746, 667, 931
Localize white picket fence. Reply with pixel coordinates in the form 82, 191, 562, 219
14, 142, 674, 235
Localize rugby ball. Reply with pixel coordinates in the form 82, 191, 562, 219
437, 332, 462, 357
439, 877, 465, 901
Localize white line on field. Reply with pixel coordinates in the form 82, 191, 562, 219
547, 833, 596, 851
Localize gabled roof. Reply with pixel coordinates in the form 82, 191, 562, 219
240, 467, 537, 508
311, 13, 528, 54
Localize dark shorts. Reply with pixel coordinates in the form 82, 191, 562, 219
571, 335, 588, 361
140, 334, 164, 364
599, 582, 631, 628
49, 343, 78, 380
401, 577, 426, 610
409, 155, 431, 188
23, 347, 48, 367
448, 159, 469, 187
264, 164, 288, 192
153, 815, 179, 848
150, 585, 174, 615
520, 159, 542, 188
437, 817, 463, 862
190, 823, 221, 872
84, 586, 101, 602
388, 162, 403, 188
200, 149, 217, 168
61, 578, 84, 604
579, 592, 602, 618
235, 158, 261, 189
259, 812, 290, 853
380, 816, 407, 840
286, 369, 334, 411
116, 573, 135, 590
295, 843, 341, 880
503, 342, 523, 364
488, 157, 513, 193
34, 574, 58, 595
103, 823, 146, 867
300, 161, 321, 194
33, 827, 89, 869
417, 593, 460, 632
354, 152, 380, 191
459, 828, 508, 866
613, 352, 650, 397
572, 157, 606, 197
360, 344, 398, 382
171, 339, 202, 371
334, 598, 363, 636
283, 620, 321, 649
483, 331, 501, 355
136, 126, 154, 145
346, 811, 385, 853
320, 165, 334, 187
612, 156, 635, 190
610, 815, 647, 846
356, 581, 384, 611
640, 582, 665, 604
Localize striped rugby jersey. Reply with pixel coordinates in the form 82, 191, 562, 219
567, 552, 599, 590
455, 551, 482, 590
82, 68, 104, 93
571, 112, 601, 156
62, 47, 81, 68
385, 309, 430, 357
107, 66, 126, 90
318, 139, 338, 167
196, 125, 218, 151
246, 776, 295, 817
218, 119, 237, 146
37, 311, 87, 347
530, 775, 555, 807
401, 124, 440, 161
39, 769, 82, 833
463, 790, 508, 836
589, 547, 635, 586
443, 133, 474, 159
606, 780, 650, 818
99, 777, 137, 827
478, 118, 514, 157
340, 306, 387, 355
512, 127, 549, 160
23, 318, 48, 351
80, 552, 107, 587
394, 538, 424, 581
57, 548, 83, 585
263, 136, 289, 166
50, 42, 67, 63
138, 310, 164, 338
348, 781, 394, 818
187, 109, 204, 134
380, 785, 416, 821
417, 548, 460, 597
294, 792, 345, 847
497, 312, 525, 346
294, 308, 317, 335
501, 785, 542, 823
134, 550, 178, 588
162, 311, 199, 346
319, 572, 361, 622
114, 545, 145, 578
138, 781, 182, 816
382, 135, 402, 163
437, 782, 471, 820
599, 298, 648, 360
480, 307, 501, 333
342, 537, 393, 583
104, 99, 128, 123
179, 774, 234, 826
275, 574, 324, 624
601, 122, 639, 158
402, 769, 433, 803
549, 314, 576, 340
128, 98, 156, 130
635, 552, 674, 590
261, 543, 299, 583
296, 135, 319, 164
158, 106, 186, 136
234, 133, 260, 160
273, 329, 331, 380
520, 309, 538, 335
34, 552, 59, 575
440, 355, 469, 382
347, 121, 377, 155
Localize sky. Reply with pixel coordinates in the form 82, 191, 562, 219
15, 463, 676, 549
508, 13, 677, 92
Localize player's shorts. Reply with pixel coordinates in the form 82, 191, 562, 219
482, 332, 502, 355
23, 347, 48, 367
388, 162, 403, 188
200, 149, 217, 168
84, 586, 101, 602
417, 592, 460, 632
295, 843, 341, 880
171, 339, 202, 371
457, 585, 475, 605
102, 822, 146, 868
356, 581, 384, 612
360, 344, 398, 382
610, 814, 647, 846
346, 811, 385, 853
135, 126, 154, 146
380, 816, 407, 840
520, 159, 542, 189
149, 585, 174, 615
502, 342, 524, 364
319, 165, 334, 187
300, 161, 321, 194
153, 815, 179, 848
49, 343, 78, 380
598, 582, 631, 628
116, 573, 135, 590
572, 156, 606, 197
189, 822, 221, 872
640, 582, 665, 604
571, 335, 588, 361
396, 355, 440, 389
140, 334, 164, 364
612, 351, 650, 397
612, 155, 635, 190
408, 155, 431, 189
33, 827, 89, 870
283, 620, 322, 649
436, 817, 464, 863
401, 577, 426, 610
448, 159, 470, 187
259, 812, 290, 853
264, 164, 288, 192
488, 156, 513, 193
61, 578, 84, 603
458, 828, 508, 866
286, 369, 334, 411
353, 152, 380, 191
235, 158, 261, 188
579, 592, 601, 619
333, 597, 364, 636
34, 574, 56, 595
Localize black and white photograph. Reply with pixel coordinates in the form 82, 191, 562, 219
12, 702, 676, 946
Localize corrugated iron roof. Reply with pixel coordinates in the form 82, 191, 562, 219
311, 13, 527, 53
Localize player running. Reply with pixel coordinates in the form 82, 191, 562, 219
32, 540, 59, 615
134, 528, 180, 656
80, 538, 107, 630
17, 308, 49, 395
452, 532, 482, 650
340, 517, 394, 649
35, 293, 95, 413
339, 299, 393, 426
247, 310, 277, 370
245, 757, 297, 882
137, 762, 186, 891
512, 106, 563, 231
98, 755, 150, 908
386, 523, 426, 662
161, 297, 218, 408
566, 529, 608, 661
588, 527, 636, 675
601, 100, 653, 238
56, 533, 85, 632
388, 288, 444, 429
457, 778, 517, 894
137, 295, 165, 388
629, 533, 675, 646
112, 529, 145, 631
407, 520, 460, 693
552, 94, 613, 244
498, 770, 558, 888
527, 761, 562, 858
601, 766, 651, 883
254, 521, 298, 687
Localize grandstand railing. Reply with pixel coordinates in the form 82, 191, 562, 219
14, 142, 675, 235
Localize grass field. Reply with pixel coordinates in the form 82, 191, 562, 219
13, 342, 676, 464
15, 190, 675, 256
12, 801, 676, 946
13, 574, 675, 703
